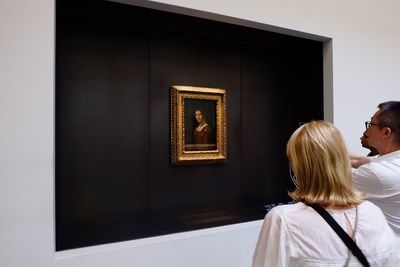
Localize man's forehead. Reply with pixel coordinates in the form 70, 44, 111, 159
371, 109, 382, 120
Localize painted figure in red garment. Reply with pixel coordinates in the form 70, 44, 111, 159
193, 110, 211, 144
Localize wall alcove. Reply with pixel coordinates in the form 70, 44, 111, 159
56, 0, 324, 250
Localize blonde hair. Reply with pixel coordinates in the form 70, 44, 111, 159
287, 121, 364, 206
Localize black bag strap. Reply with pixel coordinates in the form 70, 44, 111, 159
308, 203, 370, 267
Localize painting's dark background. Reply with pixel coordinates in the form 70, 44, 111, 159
184, 99, 217, 145
56, 0, 324, 250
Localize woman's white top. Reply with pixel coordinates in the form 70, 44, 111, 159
252, 201, 400, 267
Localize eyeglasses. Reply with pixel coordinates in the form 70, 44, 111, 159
365, 121, 379, 130
365, 121, 395, 132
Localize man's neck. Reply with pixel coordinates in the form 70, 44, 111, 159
378, 144, 400, 156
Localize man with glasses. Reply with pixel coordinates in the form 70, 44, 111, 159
351, 101, 400, 235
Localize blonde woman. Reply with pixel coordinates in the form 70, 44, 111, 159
252, 121, 399, 267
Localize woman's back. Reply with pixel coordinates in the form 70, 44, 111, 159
253, 201, 400, 267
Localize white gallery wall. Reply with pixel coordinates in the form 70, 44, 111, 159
1, 0, 399, 266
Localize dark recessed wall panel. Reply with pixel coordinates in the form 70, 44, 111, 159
241, 48, 296, 206
241, 42, 323, 206
149, 34, 242, 219
56, 0, 324, 250
56, 22, 151, 249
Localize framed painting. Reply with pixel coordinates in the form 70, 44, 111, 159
170, 85, 227, 165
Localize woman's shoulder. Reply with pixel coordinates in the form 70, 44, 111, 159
265, 202, 334, 240
358, 200, 383, 213
266, 201, 385, 223
269, 201, 379, 213
266, 202, 312, 221
357, 200, 390, 223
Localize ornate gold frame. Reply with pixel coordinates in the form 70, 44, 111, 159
171, 85, 227, 165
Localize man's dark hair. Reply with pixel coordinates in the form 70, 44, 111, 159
378, 101, 400, 142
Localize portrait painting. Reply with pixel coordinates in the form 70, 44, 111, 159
171, 85, 227, 165
184, 99, 217, 151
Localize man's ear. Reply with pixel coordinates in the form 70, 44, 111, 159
382, 127, 393, 139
